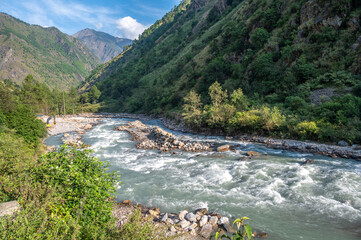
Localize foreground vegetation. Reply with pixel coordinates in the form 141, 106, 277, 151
0, 79, 171, 239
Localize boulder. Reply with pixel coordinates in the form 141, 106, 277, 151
218, 217, 229, 225
338, 140, 349, 147
199, 215, 208, 227
148, 209, 159, 216
200, 223, 213, 238
161, 213, 168, 222
246, 151, 261, 157
217, 145, 230, 152
209, 216, 219, 226
0, 201, 20, 217
178, 219, 190, 229
185, 212, 197, 222
179, 210, 188, 220
122, 200, 132, 205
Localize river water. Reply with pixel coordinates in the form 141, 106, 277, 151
47, 118, 361, 240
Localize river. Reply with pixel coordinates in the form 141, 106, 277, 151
46, 118, 361, 240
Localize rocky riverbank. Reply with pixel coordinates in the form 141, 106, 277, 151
161, 117, 361, 161
112, 200, 268, 239
43, 113, 361, 160
115, 120, 212, 152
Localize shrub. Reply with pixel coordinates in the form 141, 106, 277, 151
0, 132, 35, 202
295, 121, 319, 140
32, 146, 120, 238
4, 104, 46, 146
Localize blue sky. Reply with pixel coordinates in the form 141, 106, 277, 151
0, 0, 181, 39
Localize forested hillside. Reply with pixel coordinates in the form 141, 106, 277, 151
0, 13, 101, 89
83, 0, 361, 143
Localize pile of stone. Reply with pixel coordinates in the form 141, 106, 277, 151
61, 133, 85, 148
238, 135, 361, 160
113, 200, 268, 239
115, 121, 211, 152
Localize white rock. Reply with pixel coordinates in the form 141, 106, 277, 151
178, 220, 190, 229
200, 223, 213, 238
209, 216, 218, 226
161, 213, 168, 222
179, 210, 188, 220
218, 217, 230, 225
185, 212, 197, 222
199, 215, 208, 227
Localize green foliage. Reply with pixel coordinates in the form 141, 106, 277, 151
182, 90, 203, 127
214, 217, 253, 240
0, 13, 101, 90
119, 209, 169, 240
0, 131, 36, 202
4, 104, 46, 146
250, 28, 270, 48
88, 85, 101, 104
294, 121, 319, 140
32, 146, 120, 235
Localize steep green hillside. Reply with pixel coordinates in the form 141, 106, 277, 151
84, 0, 361, 143
0, 13, 101, 89
73, 28, 132, 63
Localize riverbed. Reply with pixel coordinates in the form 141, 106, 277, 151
46, 118, 361, 240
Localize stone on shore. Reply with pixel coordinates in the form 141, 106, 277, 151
185, 212, 197, 222
200, 223, 213, 238
199, 215, 208, 227
246, 151, 261, 157
0, 201, 20, 217
217, 145, 230, 152
179, 210, 188, 220
179, 219, 191, 229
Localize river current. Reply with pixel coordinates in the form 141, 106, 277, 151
46, 118, 361, 240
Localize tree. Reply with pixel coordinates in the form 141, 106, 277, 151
88, 85, 101, 104
209, 81, 228, 106
182, 90, 203, 127
250, 28, 270, 48
230, 88, 248, 111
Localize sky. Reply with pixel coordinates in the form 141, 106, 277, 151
0, 0, 181, 39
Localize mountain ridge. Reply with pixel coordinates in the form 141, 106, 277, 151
0, 13, 101, 89
73, 28, 132, 63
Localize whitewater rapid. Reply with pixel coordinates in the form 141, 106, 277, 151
48, 118, 361, 240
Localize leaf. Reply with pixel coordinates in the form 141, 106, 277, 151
221, 234, 232, 240
242, 217, 251, 221
233, 218, 244, 230
215, 231, 220, 240
244, 224, 252, 240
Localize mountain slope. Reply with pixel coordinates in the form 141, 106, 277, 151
73, 28, 132, 63
0, 13, 101, 89
83, 0, 361, 142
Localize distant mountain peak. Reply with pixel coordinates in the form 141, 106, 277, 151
73, 29, 132, 63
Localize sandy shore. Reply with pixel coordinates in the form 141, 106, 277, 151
40, 114, 102, 136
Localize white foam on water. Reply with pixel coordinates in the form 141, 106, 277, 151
81, 118, 361, 240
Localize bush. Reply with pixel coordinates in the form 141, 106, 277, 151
0, 132, 36, 202
294, 121, 319, 140
32, 146, 120, 238
5, 105, 46, 146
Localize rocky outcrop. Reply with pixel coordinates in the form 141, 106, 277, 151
115, 121, 211, 152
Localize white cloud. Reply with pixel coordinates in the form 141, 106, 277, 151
115, 16, 147, 39
95, 23, 103, 30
